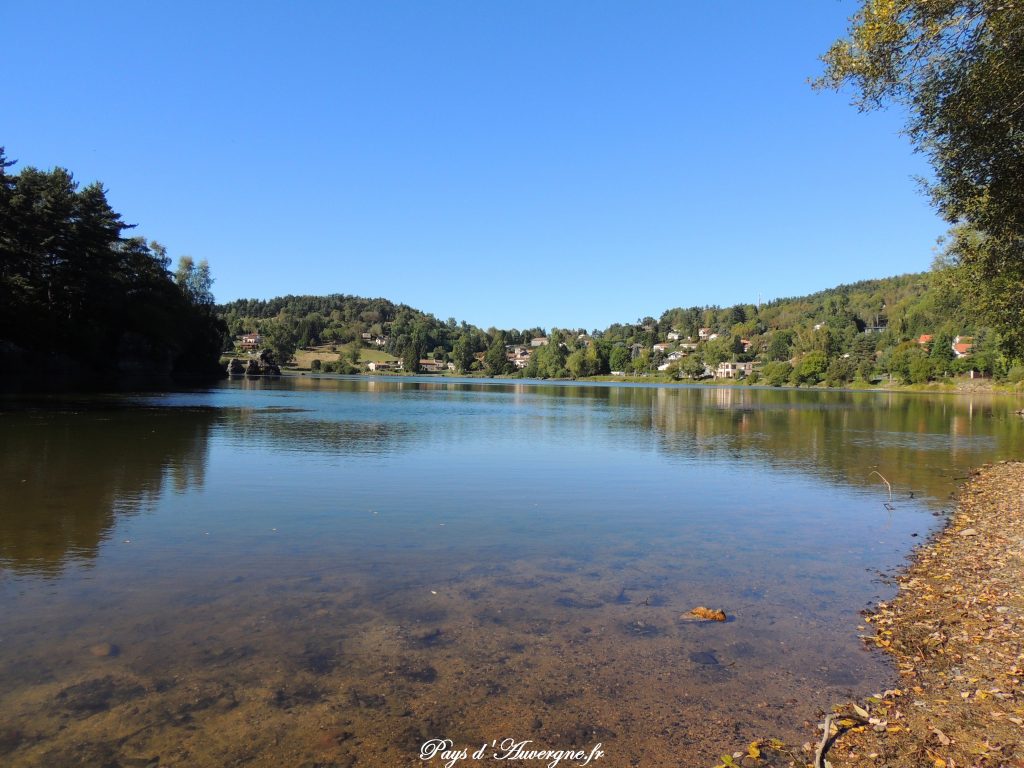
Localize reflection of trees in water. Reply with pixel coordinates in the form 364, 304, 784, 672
0, 407, 215, 576
628, 387, 1022, 502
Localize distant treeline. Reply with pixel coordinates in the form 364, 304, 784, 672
0, 149, 225, 384
219, 268, 1020, 385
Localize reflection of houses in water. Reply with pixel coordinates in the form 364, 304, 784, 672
638, 386, 1022, 505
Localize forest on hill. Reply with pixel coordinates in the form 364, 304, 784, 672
0, 149, 225, 384
218, 266, 1018, 386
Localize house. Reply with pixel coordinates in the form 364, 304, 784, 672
715, 361, 755, 379
667, 331, 681, 341
667, 350, 687, 361
506, 346, 532, 369
952, 335, 974, 358
698, 327, 713, 340
530, 337, 549, 347
678, 342, 699, 351
419, 359, 446, 372
740, 338, 752, 353
653, 342, 671, 353
367, 361, 399, 372
707, 333, 719, 341
657, 362, 673, 371
917, 334, 934, 346
239, 333, 263, 350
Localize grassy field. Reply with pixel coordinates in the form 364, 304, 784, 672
290, 345, 399, 370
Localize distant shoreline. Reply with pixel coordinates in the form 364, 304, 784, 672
280, 369, 1024, 397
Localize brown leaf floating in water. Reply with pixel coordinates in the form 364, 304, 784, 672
687, 606, 727, 622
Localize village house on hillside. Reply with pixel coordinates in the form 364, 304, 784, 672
506, 345, 532, 369
952, 335, 974, 358
716, 361, 755, 379
239, 332, 263, 350
530, 336, 549, 347
361, 333, 388, 347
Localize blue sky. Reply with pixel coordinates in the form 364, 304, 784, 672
5, 1, 945, 331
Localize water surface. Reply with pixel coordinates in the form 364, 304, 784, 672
1, 378, 1021, 766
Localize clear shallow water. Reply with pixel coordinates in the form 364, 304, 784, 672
1, 378, 1021, 766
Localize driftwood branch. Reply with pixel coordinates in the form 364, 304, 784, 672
869, 470, 893, 503
815, 712, 869, 768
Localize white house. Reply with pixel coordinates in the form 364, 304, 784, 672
715, 361, 754, 379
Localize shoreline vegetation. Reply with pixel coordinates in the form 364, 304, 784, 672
727, 462, 1024, 768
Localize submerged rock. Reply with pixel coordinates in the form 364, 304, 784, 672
88, 642, 118, 658
688, 650, 720, 666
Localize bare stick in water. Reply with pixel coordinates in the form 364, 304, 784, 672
869, 470, 893, 503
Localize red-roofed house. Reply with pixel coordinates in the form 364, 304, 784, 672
917, 334, 934, 345
952, 335, 974, 358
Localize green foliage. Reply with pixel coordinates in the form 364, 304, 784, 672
451, 335, 475, 374
677, 354, 706, 380
175, 256, 215, 306
264, 322, 298, 365
818, 2, 1024, 359
0, 149, 224, 380
609, 345, 631, 372
526, 337, 568, 379
484, 333, 511, 376
791, 352, 828, 386
766, 331, 793, 362
761, 361, 793, 387
826, 356, 856, 387
908, 353, 934, 384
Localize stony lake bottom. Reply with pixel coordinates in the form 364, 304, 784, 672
1, 378, 1022, 767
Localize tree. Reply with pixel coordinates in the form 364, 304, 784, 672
761, 361, 793, 387
766, 331, 792, 362
909, 353, 934, 384
175, 256, 215, 307
484, 335, 510, 376
566, 349, 588, 379
609, 345, 631, 372
264, 321, 298, 365
402, 344, 421, 374
826, 356, 856, 386
678, 354, 706, 380
452, 336, 475, 373
345, 343, 361, 366
791, 351, 828, 386
818, 2, 1024, 358
0, 149, 225, 380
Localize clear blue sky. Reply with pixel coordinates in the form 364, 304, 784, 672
5, 1, 945, 331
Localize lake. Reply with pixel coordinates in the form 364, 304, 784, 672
1, 378, 1021, 767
